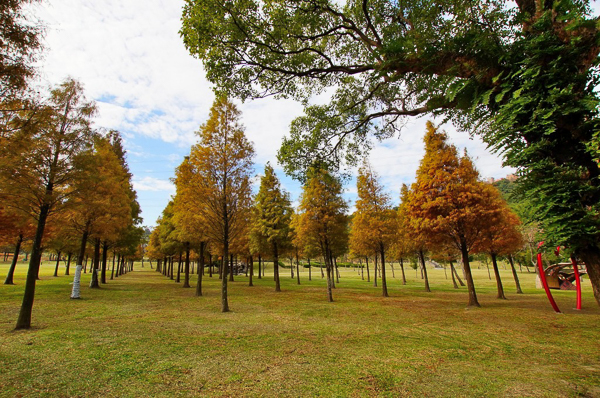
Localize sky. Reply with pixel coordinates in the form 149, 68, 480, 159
34, 0, 518, 227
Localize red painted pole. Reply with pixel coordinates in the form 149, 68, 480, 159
537, 252, 561, 313
571, 256, 582, 310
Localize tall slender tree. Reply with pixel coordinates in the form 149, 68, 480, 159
188, 97, 255, 312
350, 162, 397, 297
252, 163, 293, 292
297, 168, 348, 302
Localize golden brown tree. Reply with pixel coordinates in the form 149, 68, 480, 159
349, 162, 397, 297
405, 122, 502, 307
297, 168, 348, 302
188, 97, 254, 312
252, 163, 292, 292
0, 79, 96, 329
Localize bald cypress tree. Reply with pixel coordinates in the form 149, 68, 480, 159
405, 122, 501, 307
252, 163, 292, 292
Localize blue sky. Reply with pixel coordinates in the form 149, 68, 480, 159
35, 0, 518, 227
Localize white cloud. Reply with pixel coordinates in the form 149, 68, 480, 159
132, 176, 175, 193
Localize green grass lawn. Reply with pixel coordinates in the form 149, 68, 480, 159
1, 260, 599, 397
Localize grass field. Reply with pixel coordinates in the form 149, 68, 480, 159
1, 260, 599, 397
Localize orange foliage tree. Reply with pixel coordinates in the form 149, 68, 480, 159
405, 122, 501, 307
349, 162, 397, 297
188, 97, 254, 312
297, 168, 348, 302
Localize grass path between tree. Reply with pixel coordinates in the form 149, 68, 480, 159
1, 261, 599, 397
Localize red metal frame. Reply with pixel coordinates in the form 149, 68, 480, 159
537, 252, 561, 313
571, 256, 582, 310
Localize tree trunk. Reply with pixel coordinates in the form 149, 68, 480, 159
330, 252, 336, 289
576, 245, 600, 307
176, 252, 182, 283
196, 242, 205, 296
70, 227, 89, 300
183, 242, 191, 288
400, 258, 406, 285
334, 257, 340, 284
490, 252, 506, 299
380, 245, 389, 297
257, 254, 262, 279
373, 255, 378, 287
451, 261, 465, 286
290, 258, 294, 279
89, 239, 101, 288
111, 253, 116, 280
274, 242, 281, 292
65, 253, 72, 276
418, 250, 431, 292
325, 244, 333, 302
390, 261, 395, 278
4, 234, 23, 285
460, 239, 480, 307
248, 255, 253, 287
308, 258, 312, 281
53, 251, 61, 277
450, 261, 459, 289
101, 242, 108, 284
366, 257, 370, 282
508, 255, 523, 294
296, 250, 300, 285
170, 256, 174, 280
208, 253, 213, 277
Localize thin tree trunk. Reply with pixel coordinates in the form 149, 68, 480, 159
229, 254, 234, 282
53, 251, 61, 277
308, 258, 312, 281
334, 257, 340, 284
450, 261, 459, 289
491, 252, 506, 299
400, 258, 406, 285
460, 239, 480, 307
296, 251, 300, 285
70, 227, 89, 300
390, 261, 395, 278
380, 245, 389, 297
451, 261, 465, 286
183, 243, 191, 288
196, 242, 205, 296
325, 244, 333, 302
373, 255, 378, 287
65, 253, 72, 276
111, 253, 116, 280
4, 234, 23, 285
366, 257, 370, 282
419, 250, 431, 292
101, 241, 108, 284
487, 263, 492, 280
248, 255, 253, 287
508, 255, 523, 294
274, 242, 281, 292
258, 254, 262, 279
89, 239, 101, 288
176, 252, 182, 283
208, 253, 213, 278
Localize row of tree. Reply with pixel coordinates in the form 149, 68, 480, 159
147, 99, 525, 311
179, 0, 600, 308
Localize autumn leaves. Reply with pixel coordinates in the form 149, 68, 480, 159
154, 98, 522, 311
